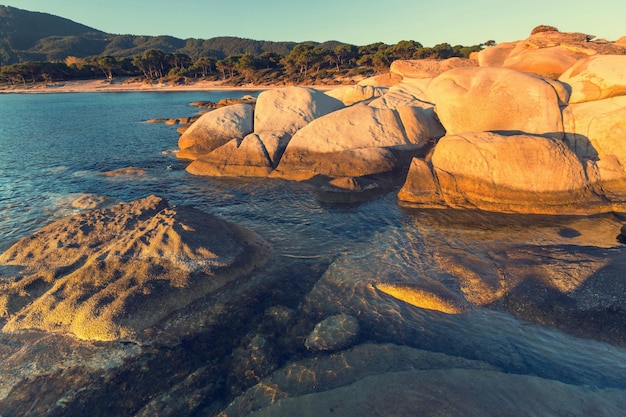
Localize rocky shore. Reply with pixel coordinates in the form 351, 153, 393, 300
171, 28, 626, 215
2, 27, 626, 416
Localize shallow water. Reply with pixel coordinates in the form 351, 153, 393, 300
1, 91, 625, 415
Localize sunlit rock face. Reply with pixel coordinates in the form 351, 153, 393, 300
390, 57, 477, 82
398, 132, 609, 215
253, 86, 344, 134
559, 55, 626, 103
186, 131, 291, 177
325, 84, 388, 106
0, 195, 271, 341
563, 96, 626, 200
425, 67, 563, 137
177, 104, 254, 160
272, 103, 430, 180
477, 29, 626, 76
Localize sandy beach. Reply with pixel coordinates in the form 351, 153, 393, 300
0, 77, 340, 94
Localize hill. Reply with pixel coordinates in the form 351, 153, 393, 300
0, 6, 329, 64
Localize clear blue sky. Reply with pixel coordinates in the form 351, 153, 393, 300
6, 0, 626, 46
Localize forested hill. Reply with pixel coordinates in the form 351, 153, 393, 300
0, 5, 309, 64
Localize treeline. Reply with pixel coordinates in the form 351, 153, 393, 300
0, 40, 487, 86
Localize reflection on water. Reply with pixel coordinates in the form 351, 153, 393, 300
1, 92, 625, 415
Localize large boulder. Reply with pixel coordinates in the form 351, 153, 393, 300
177, 104, 254, 158
0, 196, 271, 341
390, 58, 477, 81
477, 41, 518, 67
186, 131, 291, 177
369, 83, 446, 139
477, 30, 625, 76
325, 85, 388, 106
254, 86, 344, 134
562, 96, 626, 199
398, 132, 609, 214
425, 67, 563, 137
559, 55, 626, 103
273, 103, 430, 180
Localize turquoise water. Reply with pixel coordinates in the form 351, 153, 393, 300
1, 91, 626, 414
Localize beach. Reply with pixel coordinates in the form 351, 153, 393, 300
0, 77, 341, 94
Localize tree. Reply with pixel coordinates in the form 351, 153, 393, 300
387, 40, 423, 60
258, 52, 282, 69
193, 56, 215, 77
236, 53, 258, 81
431, 43, 454, 59
167, 52, 192, 70
281, 44, 327, 79
332, 44, 358, 70
90, 56, 119, 80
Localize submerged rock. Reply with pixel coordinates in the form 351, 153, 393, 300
0, 195, 271, 341
316, 177, 383, 204
304, 314, 360, 351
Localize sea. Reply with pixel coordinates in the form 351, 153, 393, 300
1, 91, 625, 415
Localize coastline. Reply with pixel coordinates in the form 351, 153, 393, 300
0, 77, 340, 94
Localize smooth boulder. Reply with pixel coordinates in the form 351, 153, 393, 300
186, 131, 291, 177
325, 85, 388, 106
254, 86, 344, 134
425, 67, 564, 137
559, 55, 626, 103
273, 103, 429, 180
398, 132, 608, 214
177, 104, 254, 159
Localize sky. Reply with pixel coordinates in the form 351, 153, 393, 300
5, 0, 626, 47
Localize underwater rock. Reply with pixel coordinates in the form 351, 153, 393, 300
305, 314, 360, 351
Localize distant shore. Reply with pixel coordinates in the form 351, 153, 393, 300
0, 77, 342, 94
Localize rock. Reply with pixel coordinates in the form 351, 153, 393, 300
273, 147, 399, 181
186, 136, 274, 177
273, 103, 428, 179
368, 83, 431, 109
220, 342, 500, 416
66, 193, 117, 210
316, 177, 383, 204
185, 130, 291, 177
477, 30, 625, 77
559, 55, 626, 103
399, 132, 609, 214
477, 41, 518, 67
562, 96, 626, 200
390, 58, 477, 81
619, 224, 626, 243
253, 87, 344, 134
425, 67, 563, 137
231, 367, 626, 417
502, 45, 584, 77
100, 167, 147, 177
0, 195, 271, 341
177, 103, 254, 156
616, 36, 626, 47
304, 314, 359, 351
369, 84, 446, 139
325, 84, 388, 106
374, 282, 468, 314
397, 158, 445, 207
357, 72, 401, 87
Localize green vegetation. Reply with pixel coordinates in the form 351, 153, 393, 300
0, 5, 487, 86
